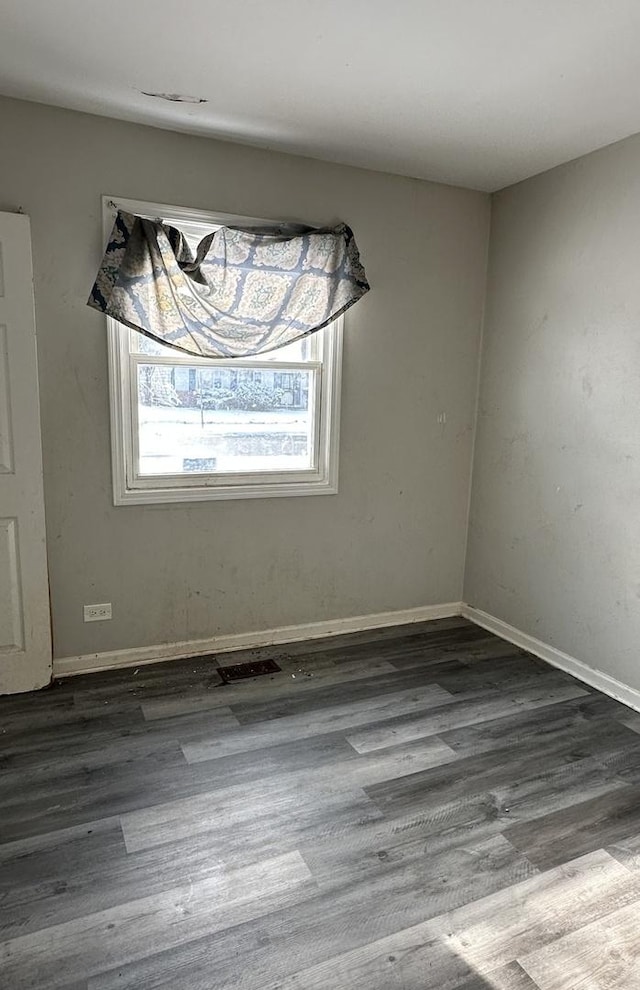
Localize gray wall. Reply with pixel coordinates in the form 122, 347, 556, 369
466, 133, 640, 690
0, 96, 489, 659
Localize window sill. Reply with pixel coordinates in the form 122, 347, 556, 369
113, 478, 339, 505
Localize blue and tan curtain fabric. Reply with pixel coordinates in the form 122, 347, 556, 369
88, 211, 370, 358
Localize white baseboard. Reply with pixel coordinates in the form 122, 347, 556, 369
53, 601, 464, 678
54, 597, 640, 715
461, 603, 640, 714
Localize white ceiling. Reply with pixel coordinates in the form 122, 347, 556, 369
2, 0, 640, 191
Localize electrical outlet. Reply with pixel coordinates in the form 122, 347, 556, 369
83, 603, 112, 622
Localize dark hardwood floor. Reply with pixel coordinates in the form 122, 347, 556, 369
2, 617, 640, 988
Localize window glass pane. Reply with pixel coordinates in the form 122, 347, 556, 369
257, 334, 320, 362
129, 329, 320, 362
136, 364, 316, 476
133, 332, 176, 357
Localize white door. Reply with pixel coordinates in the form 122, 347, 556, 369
0, 212, 52, 694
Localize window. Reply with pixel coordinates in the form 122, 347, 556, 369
105, 198, 342, 504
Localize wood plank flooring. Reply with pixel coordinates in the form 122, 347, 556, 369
2, 618, 640, 988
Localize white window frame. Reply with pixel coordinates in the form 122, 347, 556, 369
103, 196, 343, 505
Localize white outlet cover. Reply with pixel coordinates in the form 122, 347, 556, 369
83, 603, 112, 622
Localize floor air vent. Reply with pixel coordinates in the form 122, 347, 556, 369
217, 659, 282, 683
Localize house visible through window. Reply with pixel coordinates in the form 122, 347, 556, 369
105, 198, 343, 505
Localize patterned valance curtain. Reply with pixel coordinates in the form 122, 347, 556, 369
88, 211, 370, 358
